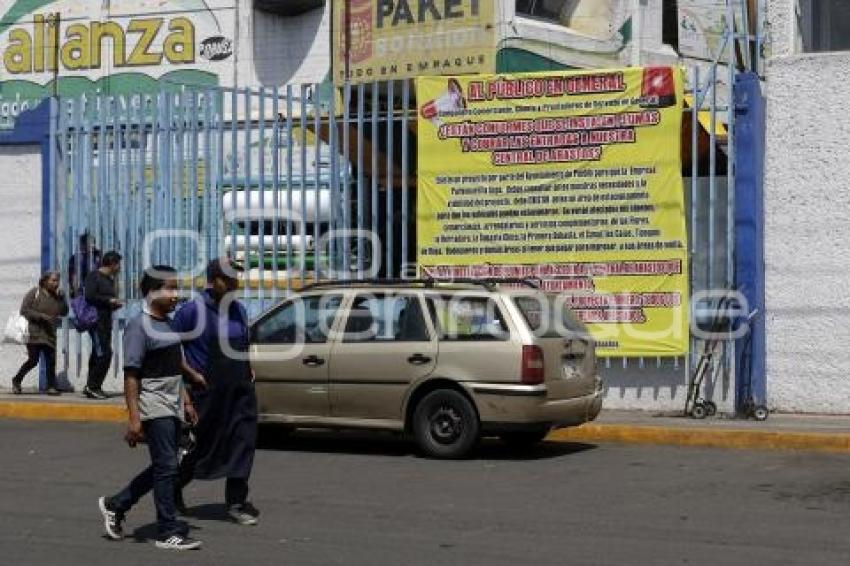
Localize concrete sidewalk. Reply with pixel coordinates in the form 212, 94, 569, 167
1, 391, 849, 453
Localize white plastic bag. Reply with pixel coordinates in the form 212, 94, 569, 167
3, 313, 29, 345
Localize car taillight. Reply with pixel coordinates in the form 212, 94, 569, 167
521, 345, 545, 385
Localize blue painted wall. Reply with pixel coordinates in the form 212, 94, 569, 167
733, 72, 766, 412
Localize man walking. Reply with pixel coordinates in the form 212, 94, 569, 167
98, 265, 203, 550
83, 251, 123, 399
173, 258, 259, 526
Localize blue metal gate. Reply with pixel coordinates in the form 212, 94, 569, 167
48, 58, 752, 410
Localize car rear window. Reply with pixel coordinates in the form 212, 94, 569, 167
427, 295, 509, 341
513, 295, 588, 338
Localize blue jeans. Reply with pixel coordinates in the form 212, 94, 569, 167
87, 320, 112, 391
109, 417, 183, 539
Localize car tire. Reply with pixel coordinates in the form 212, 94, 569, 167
499, 428, 550, 448
412, 389, 480, 459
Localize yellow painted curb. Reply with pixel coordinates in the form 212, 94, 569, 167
548, 424, 850, 454
3, 403, 850, 454
0, 401, 126, 423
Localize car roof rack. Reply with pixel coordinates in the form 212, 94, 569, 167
300, 277, 541, 292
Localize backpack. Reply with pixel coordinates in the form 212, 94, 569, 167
71, 294, 99, 331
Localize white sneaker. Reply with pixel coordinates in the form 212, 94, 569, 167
155, 535, 203, 551
98, 496, 124, 540
227, 505, 258, 526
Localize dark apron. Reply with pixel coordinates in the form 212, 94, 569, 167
191, 319, 258, 480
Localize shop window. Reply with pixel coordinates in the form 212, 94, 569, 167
516, 0, 576, 24
798, 0, 850, 52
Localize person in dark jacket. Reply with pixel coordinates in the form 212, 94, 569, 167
12, 271, 69, 395
83, 251, 123, 400
68, 233, 101, 297
172, 258, 259, 526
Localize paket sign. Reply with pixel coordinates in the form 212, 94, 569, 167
332, 0, 495, 84
0, 0, 235, 129
416, 68, 689, 357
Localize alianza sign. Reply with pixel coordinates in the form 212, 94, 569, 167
0, 0, 236, 129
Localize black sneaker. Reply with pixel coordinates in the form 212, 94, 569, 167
45, 387, 61, 396
11, 379, 22, 395
92, 389, 109, 400
83, 386, 97, 399
155, 535, 202, 551
98, 496, 124, 540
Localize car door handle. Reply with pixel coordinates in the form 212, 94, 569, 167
302, 355, 325, 367
407, 353, 432, 365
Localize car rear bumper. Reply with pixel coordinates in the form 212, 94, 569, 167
465, 379, 604, 428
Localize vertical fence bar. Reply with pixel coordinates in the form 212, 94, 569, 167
708, 65, 717, 293
258, 88, 267, 311
203, 90, 214, 281
271, 86, 281, 299
96, 95, 106, 255
689, 65, 700, 378
727, 3, 737, 291
78, 99, 90, 379
356, 83, 365, 277
342, 81, 351, 279
153, 92, 162, 264
401, 80, 410, 277
136, 98, 147, 289
739, 0, 751, 71
385, 80, 395, 278
167, 92, 177, 266
111, 100, 121, 261
120, 99, 132, 301
52, 98, 68, 381
300, 86, 309, 287
243, 89, 253, 305
328, 85, 338, 279
285, 85, 294, 291
189, 90, 200, 292
726, 0, 738, 383
178, 91, 189, 271
215, 90, 225, 261
312, 89, 321, 283
371, 82, 379, 277
229, 88, 238, 288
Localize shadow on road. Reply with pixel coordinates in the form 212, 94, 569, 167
127, 520, 204, 544
257, 427, 597, 461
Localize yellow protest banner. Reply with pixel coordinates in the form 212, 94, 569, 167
332, 0, 496, 85
416, 68, 689, 357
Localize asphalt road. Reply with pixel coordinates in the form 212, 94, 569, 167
2, 420, 850, 566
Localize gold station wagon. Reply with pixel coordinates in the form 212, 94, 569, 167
249, 279, 604, 459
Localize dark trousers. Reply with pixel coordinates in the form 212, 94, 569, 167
109, 417, 184, 539
87, 318, 112, 390
178, 447, 250, 507
14, 344, 57, 389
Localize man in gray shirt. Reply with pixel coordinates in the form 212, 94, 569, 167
97, 265, 205, 551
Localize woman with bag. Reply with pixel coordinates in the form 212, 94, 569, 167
11, 272, 68, 395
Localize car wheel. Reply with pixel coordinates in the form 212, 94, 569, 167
499, 428, 550, 448
412, 389, 480, 459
